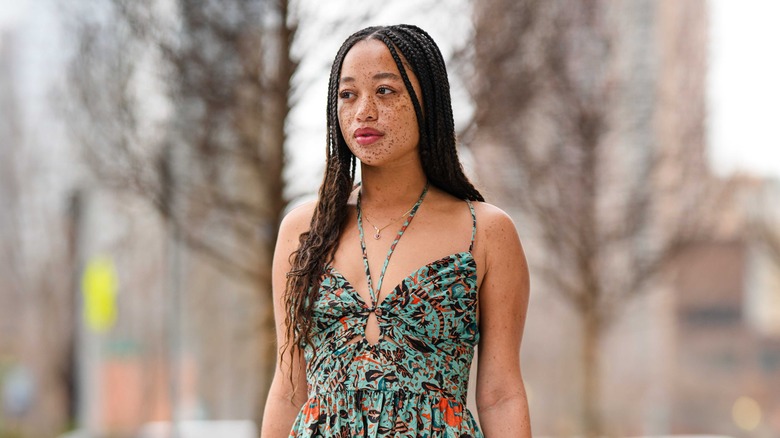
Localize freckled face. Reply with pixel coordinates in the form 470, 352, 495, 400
338, 39, 422, 167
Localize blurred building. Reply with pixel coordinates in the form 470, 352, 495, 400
670, 177, 780, 436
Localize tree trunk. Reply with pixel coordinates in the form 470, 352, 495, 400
582, 311, 603, 438
255, 0, 294, 427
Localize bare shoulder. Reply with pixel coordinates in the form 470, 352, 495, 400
472, 201, 520, 241
272, 199, 317, 299
278, 199, 317, 242
471, 201, 527, 277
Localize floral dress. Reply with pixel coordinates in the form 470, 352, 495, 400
288, 186, 483, 437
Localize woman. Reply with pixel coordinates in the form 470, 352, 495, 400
261, 24, 531, 437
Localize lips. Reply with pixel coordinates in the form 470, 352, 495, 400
354, 127, 384, 146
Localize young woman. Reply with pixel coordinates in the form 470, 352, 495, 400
261, 24, 531, 437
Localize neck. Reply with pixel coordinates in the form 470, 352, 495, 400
359, 161, 428, 212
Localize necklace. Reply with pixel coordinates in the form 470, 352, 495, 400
362, 205, 415, 240
357, 182, 429, 240
356, 182, 429, 305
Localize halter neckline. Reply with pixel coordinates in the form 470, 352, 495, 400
356, 182, 429, 307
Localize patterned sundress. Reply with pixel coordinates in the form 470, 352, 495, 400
289, 185, 483, 437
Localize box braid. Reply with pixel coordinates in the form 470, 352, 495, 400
282, 25, 483, 378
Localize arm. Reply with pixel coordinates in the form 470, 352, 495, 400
260, 203, 314, 438
474, 205, 532, 437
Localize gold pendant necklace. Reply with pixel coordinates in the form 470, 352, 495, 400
362, 204, 416, 240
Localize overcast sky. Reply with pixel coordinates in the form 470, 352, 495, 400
2, 0, 779, 181
708, 0, 780, 178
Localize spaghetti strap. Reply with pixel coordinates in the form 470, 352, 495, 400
466, 200, 477, 253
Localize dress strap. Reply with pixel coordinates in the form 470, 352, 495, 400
466, 200, 477, 253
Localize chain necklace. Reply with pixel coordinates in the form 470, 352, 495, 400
362, 206, 414, 240
356, 182, 429, 308
359, 183, 429, 240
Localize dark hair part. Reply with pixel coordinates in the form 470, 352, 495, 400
282, 24, 483, 369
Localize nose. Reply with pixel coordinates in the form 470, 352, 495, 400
355, 95, 377, 122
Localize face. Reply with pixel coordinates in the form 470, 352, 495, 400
337, 39, 423, 167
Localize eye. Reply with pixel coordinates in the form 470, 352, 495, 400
339, 90, 355, 99
377, 86, 395, 95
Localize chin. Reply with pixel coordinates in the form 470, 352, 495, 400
355, 156, 386, 167
347, 147, 386, 166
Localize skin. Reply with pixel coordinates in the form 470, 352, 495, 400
337, 40, 422, 170
261, 39, 531, 437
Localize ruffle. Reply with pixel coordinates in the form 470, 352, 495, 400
289, 390, 483, 438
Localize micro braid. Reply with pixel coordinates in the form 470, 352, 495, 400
282, 25, 484, 385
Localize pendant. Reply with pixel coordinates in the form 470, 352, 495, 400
373, 226, 381, 240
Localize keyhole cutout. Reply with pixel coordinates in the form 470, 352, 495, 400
365, 310, 381, 345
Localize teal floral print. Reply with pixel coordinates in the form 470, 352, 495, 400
289, 194, 483, 438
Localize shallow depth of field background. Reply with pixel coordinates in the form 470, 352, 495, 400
1, 1, 779, 437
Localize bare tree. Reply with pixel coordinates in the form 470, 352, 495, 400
60, 0, 295, 427
471, 0, 711, 435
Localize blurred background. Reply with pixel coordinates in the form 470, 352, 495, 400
1, 0, 779, 437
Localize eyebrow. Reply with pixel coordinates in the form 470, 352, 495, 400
340, 72, 402, 84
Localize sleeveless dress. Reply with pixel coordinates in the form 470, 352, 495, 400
289, 188, 483, 438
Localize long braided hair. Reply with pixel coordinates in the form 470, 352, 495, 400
283, 24, 484, 367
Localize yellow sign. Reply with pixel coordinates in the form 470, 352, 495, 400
82, 256, 118, 333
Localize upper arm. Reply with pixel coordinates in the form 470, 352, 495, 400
268, 201, 317, 404
474, 205, 530, 408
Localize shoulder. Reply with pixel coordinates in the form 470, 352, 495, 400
471, 201, 527, 273
472, 201, 519, 239
277, 199, 317, 245
273, 199, 317, 274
